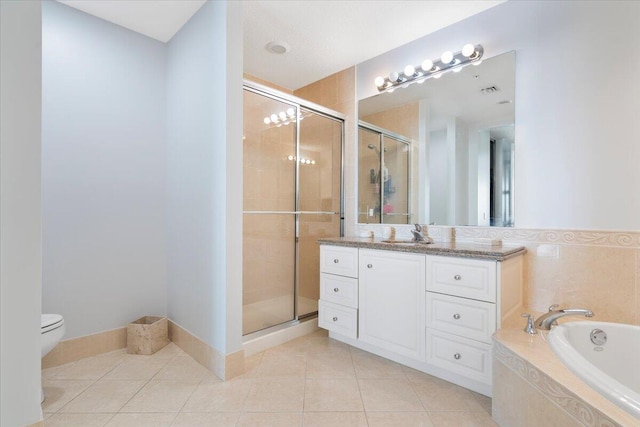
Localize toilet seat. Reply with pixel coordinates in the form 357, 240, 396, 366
41, 314, 64, 334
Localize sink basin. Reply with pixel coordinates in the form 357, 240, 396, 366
381, 239, 433, 245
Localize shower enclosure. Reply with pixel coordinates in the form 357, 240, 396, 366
242, 83, 344, 336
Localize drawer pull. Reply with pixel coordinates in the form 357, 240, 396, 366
367, 264, 373, 268
333, 259, 340, 263
333, 287, 339, 292
332, 316, 338, 322
454, 274, 462, 280
454, 353, 462, 360
453, 313, 461, 320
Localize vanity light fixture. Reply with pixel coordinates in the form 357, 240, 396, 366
374, 43, 484, 92
263, 107, 299, 127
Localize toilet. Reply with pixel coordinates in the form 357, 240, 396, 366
41, 314, 65, 402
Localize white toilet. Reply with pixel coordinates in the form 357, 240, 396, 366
41, 314, 65, 402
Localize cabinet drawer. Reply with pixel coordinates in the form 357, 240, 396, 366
320, 273, 358, 308
426, 292, 496, 344
426, 256, 496, 302
318, 300, 357, 339
320, 246, 358, 278
426, 328, 492, 384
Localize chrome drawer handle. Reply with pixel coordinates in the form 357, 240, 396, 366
332, 316, 338, 322
454, 353, 461, 360
453, 313, 461, 320
454, 274, 462, 280
367, 264, 373, 268
333, 288, 339, 292
333, 259, 339, 263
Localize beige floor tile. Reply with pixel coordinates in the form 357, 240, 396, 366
410, 375, 486, 412
42, 364, 70, 380
303, 379, 363, 412
255, 352, 306, 378
171, 412, 239, 427
367, 412, 435, 427
302, 412, 368, 427
351, 349, 406, 379
236, 412, 302, 427
104, 412, 176, 427
471, 391, 492, 414
154, 355, 212, 381
59, 379, 146, 413
103, 356, 170, 380
359, 379, 424, 412
41, 379, 94, 413
120, 380, 199, 413
240, 351, 264, 378
182, 378, 253, 412
150, 342, 184, 359
243, 378, 305, 412
306, 352, 355, 379
427, 411, 498, 427
44, 413, 113, 427
47, 352, 126, 380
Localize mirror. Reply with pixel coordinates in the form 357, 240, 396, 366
358, 51, 515, 226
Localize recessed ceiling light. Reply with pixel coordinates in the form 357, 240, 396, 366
266, 41, 290, 54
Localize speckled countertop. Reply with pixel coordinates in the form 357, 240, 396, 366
318, 237, 525, 261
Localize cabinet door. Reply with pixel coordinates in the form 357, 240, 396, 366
358, 249, 426, 361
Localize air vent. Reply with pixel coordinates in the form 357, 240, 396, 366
481, 86, 499, 94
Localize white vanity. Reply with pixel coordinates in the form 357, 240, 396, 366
318, 238, 525, 396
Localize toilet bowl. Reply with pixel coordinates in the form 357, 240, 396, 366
41, 314, 65, 402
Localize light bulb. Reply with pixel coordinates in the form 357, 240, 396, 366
462, 44, 475, 57
374, 76, 385, 87
270, 114, 278, 122
287, 108, 295, 117
279, 111, 286, 120
389, 71, 400, 82
421, 59, 433, 72
311, 160, 316, 165
441, 51, 454, 64
264, 117, 271, 124
288, 155, 294, 161
403, 65, 415, 77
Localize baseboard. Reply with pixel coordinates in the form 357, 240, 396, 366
168, 320, 244, 380
41, 327, 127, 369
41, 320, 266, 381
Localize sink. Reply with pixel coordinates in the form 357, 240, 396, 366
381, 239, 433, 245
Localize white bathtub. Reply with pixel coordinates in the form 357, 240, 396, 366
548, 321, 640, 419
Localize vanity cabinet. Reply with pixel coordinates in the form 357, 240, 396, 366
318, 241, 524, 397
358, 249, 425, 361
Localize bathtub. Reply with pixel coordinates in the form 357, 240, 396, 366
548, 321, 640, 419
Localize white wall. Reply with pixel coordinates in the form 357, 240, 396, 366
357, 0, 640, 230
0, 1, 43, 425
42, 1, 167, 339
166, 0, 243, 354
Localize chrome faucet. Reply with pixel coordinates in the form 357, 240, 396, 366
533, 304, 594, 330
410, 224, 434, 244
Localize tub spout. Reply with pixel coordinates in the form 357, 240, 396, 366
534, 304, 594, 330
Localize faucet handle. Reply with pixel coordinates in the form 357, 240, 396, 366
548, 304, 560, 312
414, 223, 422, 232
521, 313, 538, 334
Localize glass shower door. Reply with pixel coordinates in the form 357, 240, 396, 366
243, 89, 297, 335
297, 108, 343, 318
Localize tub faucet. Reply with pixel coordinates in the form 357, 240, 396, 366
534, 304, 594, 330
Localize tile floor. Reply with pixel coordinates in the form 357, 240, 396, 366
42, 330, 496, 426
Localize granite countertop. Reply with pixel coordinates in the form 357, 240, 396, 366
318, 237, 525, 261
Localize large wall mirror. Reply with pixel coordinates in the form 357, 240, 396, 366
358, 51, 515, 227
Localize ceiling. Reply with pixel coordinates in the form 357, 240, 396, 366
58, 0, 506, 90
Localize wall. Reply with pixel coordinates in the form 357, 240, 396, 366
166, 0, 243, 358
42, 1, 167, 339
357, 0, 640, 231
0, 1, 43, 426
